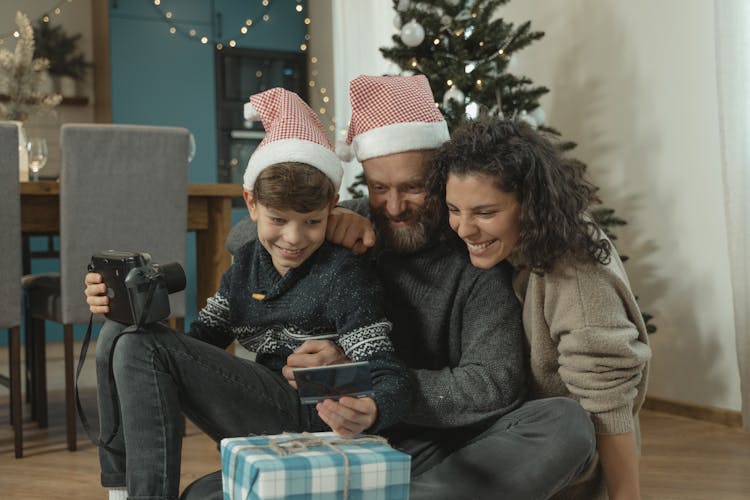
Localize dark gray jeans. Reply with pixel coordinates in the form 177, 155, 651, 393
95, 320, 311, 500
180, 397, 595, 500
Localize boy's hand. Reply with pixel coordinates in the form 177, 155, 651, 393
283, 340, 350, 388
85, 272, 110, 314
326, 207, 376, 254
316, 396, 378, 438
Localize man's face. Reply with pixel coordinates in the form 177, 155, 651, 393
362, 150, 437, 253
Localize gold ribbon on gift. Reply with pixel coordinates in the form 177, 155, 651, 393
230, 432, 390, 500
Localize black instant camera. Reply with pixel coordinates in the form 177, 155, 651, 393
88, 250, 186, 326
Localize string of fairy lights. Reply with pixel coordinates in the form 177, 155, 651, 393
148, 0, 335, 133
0, 0, 335, 135
0, 0, 73, 44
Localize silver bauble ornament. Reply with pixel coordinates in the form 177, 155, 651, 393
397, 0, 411, 12
440, 15, 453, 26
442, 85, 465, 108
489, 105, 504, 120
529, 106, 546, 126
455, 9, 472, 21
518, 110, 538, 128
394, 14, 403, 30
401, 19, 426, 47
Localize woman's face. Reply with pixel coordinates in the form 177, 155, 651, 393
445, 173, 521, 269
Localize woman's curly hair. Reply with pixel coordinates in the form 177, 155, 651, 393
428, 117, 611, 273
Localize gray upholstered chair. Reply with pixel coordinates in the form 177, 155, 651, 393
0, 122, 23, 458
22, 124, 190, 451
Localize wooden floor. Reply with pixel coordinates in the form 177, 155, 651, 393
1, 343, 749, 499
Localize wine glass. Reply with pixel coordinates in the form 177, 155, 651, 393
188, 132, 196, 163
27, 137, 48, 181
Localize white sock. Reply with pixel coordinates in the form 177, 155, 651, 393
109, 488, 128, 500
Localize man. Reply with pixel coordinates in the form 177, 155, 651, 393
180, 75, 596, 500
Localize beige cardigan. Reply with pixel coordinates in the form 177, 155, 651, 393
511, 246, 651, 500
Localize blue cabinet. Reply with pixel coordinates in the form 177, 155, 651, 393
109, 0, 307, 325
109, 0, 307, 184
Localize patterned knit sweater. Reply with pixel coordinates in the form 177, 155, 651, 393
187, 239, 413, 432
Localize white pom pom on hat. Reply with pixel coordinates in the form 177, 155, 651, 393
242, 88, 343, 191
335, 140, 354, 162
243, 101, 260, 122
339, 74, 450, 162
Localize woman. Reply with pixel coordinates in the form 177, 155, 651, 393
428, 117, 651, 500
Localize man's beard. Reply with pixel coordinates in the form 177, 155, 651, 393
371, 202, 440, 254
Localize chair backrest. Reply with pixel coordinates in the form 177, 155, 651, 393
0, 123, 22, 328
59, 124, 190, 324
226, 217, 256, 257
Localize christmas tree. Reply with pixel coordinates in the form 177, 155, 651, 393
350, 0, 655, 333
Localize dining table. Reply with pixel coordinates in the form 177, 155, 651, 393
20, 181, 244, 310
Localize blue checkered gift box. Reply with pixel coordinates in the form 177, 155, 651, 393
221, 432, 410, 500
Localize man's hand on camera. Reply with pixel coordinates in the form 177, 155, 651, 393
326, 207, 376, 255
282, 340, 349, 389
85, 272, 110, 314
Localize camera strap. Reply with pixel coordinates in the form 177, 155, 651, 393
75, 314, 143, 456
136, 280, 159, 327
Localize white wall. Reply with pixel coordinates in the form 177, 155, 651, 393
500, 0, 740, 411
332, 0, 395, 198
331, 0, 742, 411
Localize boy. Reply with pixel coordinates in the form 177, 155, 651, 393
89, 88, 411, 500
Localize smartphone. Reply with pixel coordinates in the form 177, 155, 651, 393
292, 361, 374, 405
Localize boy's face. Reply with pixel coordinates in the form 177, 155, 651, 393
245, 190, 335, 276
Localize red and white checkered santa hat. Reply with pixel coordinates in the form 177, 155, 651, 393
337, 74, 450, 162
243, 87, 342, 190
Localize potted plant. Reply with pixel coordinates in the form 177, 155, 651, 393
33, 20, 88, 97
0, 12, 62, 180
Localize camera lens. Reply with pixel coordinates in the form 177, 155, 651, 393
156, 262, 186, 293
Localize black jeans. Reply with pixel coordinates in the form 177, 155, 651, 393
181, 397, 596, 500
96, 320, 311, 500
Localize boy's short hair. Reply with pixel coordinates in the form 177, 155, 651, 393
253, 162, 336, 213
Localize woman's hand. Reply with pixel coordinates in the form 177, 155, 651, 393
316, 396, 378, 438
84, 272, 110, 314
598, 432, 641, 500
